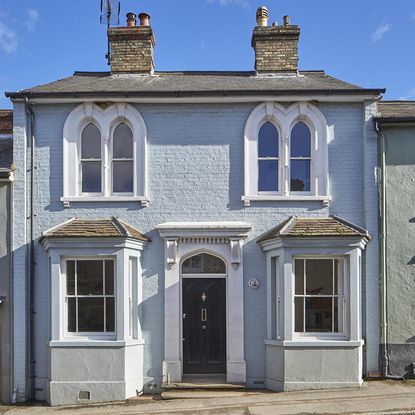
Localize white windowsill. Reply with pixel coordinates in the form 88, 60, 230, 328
242, 195, 331, 207
265, 339, 364, 347
49, 339, 145, 348
60, 196, 149, 207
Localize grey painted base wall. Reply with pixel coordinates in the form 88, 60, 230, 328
381, 344, 415, 378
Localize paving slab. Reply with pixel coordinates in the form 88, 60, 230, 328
2, 381, 415, 415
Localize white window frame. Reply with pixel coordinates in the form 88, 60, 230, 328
288, 119, 314, 196
243, 101, 330, 206
63, 257, 116, 340
62, 103, 148, 207
292, 255, 349, 340
257, 120, 282, 195
110, 121, 135, 196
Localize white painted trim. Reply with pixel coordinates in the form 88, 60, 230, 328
24, 95, 381, 105
158, 224, 249, 384
60, 196, 149, 207
244, 102, 330, 204
62, 103, 147, 203
265, 339, 364, 347
242, 195, 331, 206
49, 339, 145, 347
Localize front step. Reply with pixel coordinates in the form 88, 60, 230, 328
161, 389, 248, 400
161, 377, 247, 400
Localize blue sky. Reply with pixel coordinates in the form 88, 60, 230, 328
0, 0, 414, 108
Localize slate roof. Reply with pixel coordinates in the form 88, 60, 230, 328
5, 71, 385, 99
257, 216, 371, 243
0, 110, 12, 135
376, 101, 415, 123
41, 217, 149, 242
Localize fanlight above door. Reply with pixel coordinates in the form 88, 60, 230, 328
181, 253, 226, 274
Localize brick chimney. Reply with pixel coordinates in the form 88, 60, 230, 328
108, 12, 155, 74
251, 7, 300, 73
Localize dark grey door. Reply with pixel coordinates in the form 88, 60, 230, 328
182, 278, 226, 374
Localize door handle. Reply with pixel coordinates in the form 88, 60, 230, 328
201, 308, 207, 322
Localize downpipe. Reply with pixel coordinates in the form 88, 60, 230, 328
25, 98, 36, 400
374, 120, 388, 378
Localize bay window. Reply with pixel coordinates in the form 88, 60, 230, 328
66, 259, 115, 335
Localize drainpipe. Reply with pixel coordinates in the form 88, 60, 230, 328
24, 98, 35, 400
375, 120, 388, 378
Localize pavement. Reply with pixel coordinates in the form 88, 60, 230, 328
1, 380, 415, 415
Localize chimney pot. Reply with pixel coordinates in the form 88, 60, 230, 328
283, 15, 290, 25
139, 12, 151, 27
126, 12, 137, 27
256, 6, 269, 27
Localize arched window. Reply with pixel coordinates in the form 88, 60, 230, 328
63, 103, 148, 206
112, 123, 134, 194
258, 122, 279, 192
182, 253, 226, 274
290, 122, 311, 192
80, 123, 102, 193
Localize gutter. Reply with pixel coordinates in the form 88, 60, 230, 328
24, 98, 35, 400
5, 88, 386, 100
374, 120, 388, 378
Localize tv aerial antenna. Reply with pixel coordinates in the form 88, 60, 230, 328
100, 0, 121, 65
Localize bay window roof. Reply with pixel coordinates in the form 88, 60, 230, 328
257, 216, 371, 243
40, 217, 149, 242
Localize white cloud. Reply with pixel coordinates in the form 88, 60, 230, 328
371, 22, 391, 43
207, 0, 248, 7
398, 87, 415, 101
0, 21, 17, 53
25, 8, 39, 32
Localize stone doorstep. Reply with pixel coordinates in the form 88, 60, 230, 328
160, 390, 254, 400
162, 382, 246, 391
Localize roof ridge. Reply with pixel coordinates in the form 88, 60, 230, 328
330, 215, 371, 239
280, 216, 296, 235
111, 216, 129, 237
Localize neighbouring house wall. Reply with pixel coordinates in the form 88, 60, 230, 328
11, 101, 379, 401
0, 182, 12, 403
384, 125, 415, 377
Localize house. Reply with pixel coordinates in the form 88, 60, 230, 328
5, 7, 385, 406
0, 109, 13, 403
374, 102, 415, 379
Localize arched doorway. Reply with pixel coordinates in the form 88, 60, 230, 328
181, 253, 227, 374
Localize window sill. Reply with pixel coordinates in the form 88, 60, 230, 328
60, 196, 149, 208
242, 195, 331, 207
265, 339, 364, 348
49, 339, 145, 348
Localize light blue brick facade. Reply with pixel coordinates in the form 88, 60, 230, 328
11, 100, 380, 401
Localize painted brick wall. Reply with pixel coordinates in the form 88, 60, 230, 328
12, 101, 378, 400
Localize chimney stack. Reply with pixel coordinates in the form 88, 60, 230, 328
108, 12, 155, 74
251, 7, 300, 73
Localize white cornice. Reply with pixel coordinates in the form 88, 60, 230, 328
18, 95, 380, 105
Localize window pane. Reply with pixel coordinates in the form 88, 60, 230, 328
306, 259, 333, 295
290, 160, 310, 191
258, 122, 279, 158
258, 160, 278, 191
113, 123, 133, 158
105, 260, 114, 295
334, 298, 339, 332
295, 259, 304, 295
182, 253, 226, 274
67, 261, 75, 295
77, 260, 103, 295
291, 122, 311, 157
82, 162, 102, 193
81, 124, 101, 159
113, 161, 134, 193
68, 298, 76, 332
305, 297, 332, 332
106, 297, 115, 332
294, 297, 304, 332
78, 298, 104, 332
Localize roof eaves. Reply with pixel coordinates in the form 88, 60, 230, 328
331, 215, 372, 240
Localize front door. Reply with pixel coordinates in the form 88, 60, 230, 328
182, 278, 226, 374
